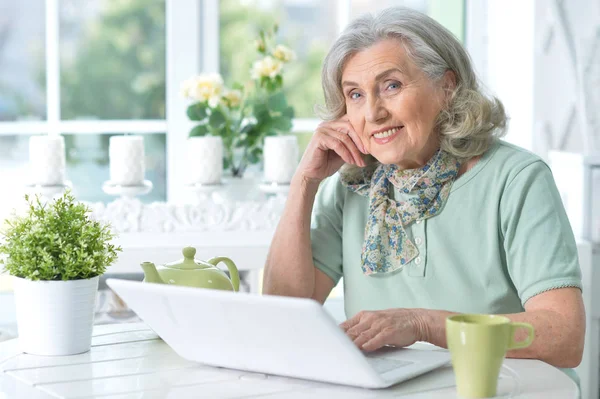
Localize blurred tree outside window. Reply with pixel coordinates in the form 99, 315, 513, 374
59, 0, 167, 202
220, 0, 338, 119
60, 0, 166, 120
0, 0, 46, 121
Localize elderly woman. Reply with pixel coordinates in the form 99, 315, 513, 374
262, 6, 585, 372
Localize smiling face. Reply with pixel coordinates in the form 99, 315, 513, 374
342, 39, 451, 169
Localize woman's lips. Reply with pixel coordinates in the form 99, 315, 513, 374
372, 126, 403, 145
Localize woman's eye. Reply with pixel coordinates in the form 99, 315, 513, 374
350, 92, 361, 100
387, 82, 400, 90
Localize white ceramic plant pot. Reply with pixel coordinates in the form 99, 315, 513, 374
13, 276, 99, 356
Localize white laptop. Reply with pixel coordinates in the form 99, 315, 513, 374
106, 279, 450, 389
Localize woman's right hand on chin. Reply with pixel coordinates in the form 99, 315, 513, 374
295, 116, 367, 184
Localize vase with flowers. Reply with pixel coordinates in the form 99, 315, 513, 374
182, 24, 296, 179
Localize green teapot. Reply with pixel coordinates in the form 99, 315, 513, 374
140, 246, 240, 291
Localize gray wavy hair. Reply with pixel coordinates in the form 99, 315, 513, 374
317, 6, 507, 159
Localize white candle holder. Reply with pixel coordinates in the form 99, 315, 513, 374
102, 180, 153, 199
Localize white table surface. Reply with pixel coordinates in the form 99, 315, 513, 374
0, 323, 578, 399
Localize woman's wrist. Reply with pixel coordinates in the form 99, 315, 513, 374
291, 173, 321, 197
412, 308, 455, 347
409, 309, 431, 342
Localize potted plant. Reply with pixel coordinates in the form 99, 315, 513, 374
0, 190, 121, 355
182, 24, 296, 179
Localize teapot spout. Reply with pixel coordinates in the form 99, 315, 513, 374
141, 262, 165, 284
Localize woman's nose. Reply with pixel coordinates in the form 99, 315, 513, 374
365, 96, 389, 123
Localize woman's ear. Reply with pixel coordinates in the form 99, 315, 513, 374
442, 70, 457, 92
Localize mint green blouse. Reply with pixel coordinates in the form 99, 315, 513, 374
310, 140, 583, 383
311, 140, 582, 316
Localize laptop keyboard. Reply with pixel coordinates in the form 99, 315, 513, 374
366, 356, 414, 374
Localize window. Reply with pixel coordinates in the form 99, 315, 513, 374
0, 0, 465, 209
219, 0, 339, 119
0, 0, 167, 206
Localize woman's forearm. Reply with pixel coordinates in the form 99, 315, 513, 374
262, 175, 321, 298
416, 307, 584, 368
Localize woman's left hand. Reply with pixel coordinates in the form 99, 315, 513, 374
340, 309, 423, 352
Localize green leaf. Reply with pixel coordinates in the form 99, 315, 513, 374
186, 103, 208, 121
282, 106, 295, 119
267, 91, 287, 112
259, 76, 268, 89
240, 123, 256, 135
209, 108, 227, 130
247, 147, 262, 164
189, 124, 209, 137
253, 102, 270, 122
269, 116, 293, 132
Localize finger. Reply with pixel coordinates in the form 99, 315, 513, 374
314, 129, 353, 165
326, 121, 367, 155
340, 310, 367, 331
322, 127, 366, 167
346, 129, 368, 155
353, 327, 379, 349
346, 320, 371, 339
361, 328, 394, 352
316, 131, 356, 165
340, 316, 359, 332
319, 133, 355, 165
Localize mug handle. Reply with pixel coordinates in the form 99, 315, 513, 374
508, 322, 535, 350
207, 257, 240, 292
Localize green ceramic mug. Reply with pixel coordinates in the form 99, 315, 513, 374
446, 314, 534, 398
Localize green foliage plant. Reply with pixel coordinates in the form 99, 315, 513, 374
183, 24, 295, 178
0, 190, 122, 281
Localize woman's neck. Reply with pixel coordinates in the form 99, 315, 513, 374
457, 156, 481, 178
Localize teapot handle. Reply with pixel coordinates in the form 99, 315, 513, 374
206, 257, 240, 292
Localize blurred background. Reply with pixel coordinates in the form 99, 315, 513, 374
0, 0, 465, 206
0, 0, 598, 370
1, 0, 597, 207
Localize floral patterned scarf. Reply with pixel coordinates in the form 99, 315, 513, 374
340, 149, 461, 275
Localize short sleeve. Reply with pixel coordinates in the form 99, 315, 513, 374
500, 161, 582, 306
310, 174, 346, 285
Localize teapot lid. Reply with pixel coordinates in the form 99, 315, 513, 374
165, 246, 205, 270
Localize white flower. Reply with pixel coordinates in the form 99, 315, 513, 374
181, 73, 224, 107
251, 56, 283, 80
221, 89, 242, 108
207, 95, 221, 109
272, 45, 295, 63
